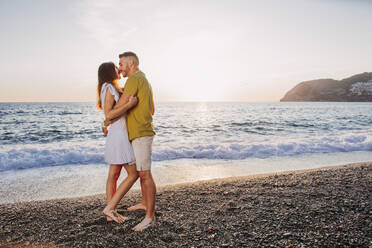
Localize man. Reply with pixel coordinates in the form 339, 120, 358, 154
106, 51, 156, 231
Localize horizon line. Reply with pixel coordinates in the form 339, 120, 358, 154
0, 100, 280, 103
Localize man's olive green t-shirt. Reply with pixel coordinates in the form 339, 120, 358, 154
123, 71, 155, 141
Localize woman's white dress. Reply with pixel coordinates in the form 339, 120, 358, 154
101, 83, 135, 165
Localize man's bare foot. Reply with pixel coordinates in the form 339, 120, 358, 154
127, 203, 146, 211
102, 208, 128, 224
132, 217, 155, 232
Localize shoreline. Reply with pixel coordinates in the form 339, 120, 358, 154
0, 161, 371, 247
160, 161, 372, 190
12, 161, 372, 204
2, 156, 372, 205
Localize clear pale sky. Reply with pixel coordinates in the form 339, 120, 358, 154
0, 0, 371, 102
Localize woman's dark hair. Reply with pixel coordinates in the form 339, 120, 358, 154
96, 62, 121, 110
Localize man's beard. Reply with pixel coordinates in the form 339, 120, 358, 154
123, 67, 130, 77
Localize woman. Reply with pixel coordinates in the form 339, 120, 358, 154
97, 62, 138, 223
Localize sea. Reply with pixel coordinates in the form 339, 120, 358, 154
0, 102, 371, 203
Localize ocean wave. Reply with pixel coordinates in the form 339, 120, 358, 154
153, 133, 372, 160
0, 111, 8, 117
0, 144, 104, 172
57, 111, 83, 115
0, 133, 371, 172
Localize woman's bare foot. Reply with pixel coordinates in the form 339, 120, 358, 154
127, 203, 146, 211
107, 210, 126, 222
132, 217, 155, 232
114, 210, 128, 223
102, 208, 128, 224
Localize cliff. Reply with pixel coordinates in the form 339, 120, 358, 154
280, 72, 372, 102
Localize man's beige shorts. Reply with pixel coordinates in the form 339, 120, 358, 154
131, 135, 154, 171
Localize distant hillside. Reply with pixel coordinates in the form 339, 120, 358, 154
280, 72, 372, 102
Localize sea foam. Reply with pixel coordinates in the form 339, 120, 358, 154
1, 133, 371, 172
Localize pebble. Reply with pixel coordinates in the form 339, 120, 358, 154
0, 163, 370, 247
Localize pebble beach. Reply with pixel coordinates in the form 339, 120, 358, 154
0, 162, 371, 247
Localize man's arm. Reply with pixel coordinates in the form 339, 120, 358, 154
105, 93, 137, 121
104, 77, 138, 125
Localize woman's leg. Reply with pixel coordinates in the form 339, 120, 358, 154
103, 164, 138, 222
106, 164, 122, 204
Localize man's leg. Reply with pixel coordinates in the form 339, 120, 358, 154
127, 178, 147, 211
128, 136, 153, 212
132, 170, 156, 231
140, 178, 147, 206
140, 170, 156, 218
130, 136, 156, 231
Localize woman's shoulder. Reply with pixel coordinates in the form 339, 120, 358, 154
101, 82, 108, 91
102, 83, 119, 102
102, 82, 116, 92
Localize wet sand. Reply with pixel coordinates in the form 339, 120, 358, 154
0, 162, 371, 247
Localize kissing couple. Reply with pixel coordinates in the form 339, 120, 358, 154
96, 51, 156, 231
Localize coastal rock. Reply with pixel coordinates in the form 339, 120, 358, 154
280, 72, 372, 101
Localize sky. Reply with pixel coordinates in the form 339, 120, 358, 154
0, 0, 371, 102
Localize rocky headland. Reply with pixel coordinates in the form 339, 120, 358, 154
281, 72, 372, 102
